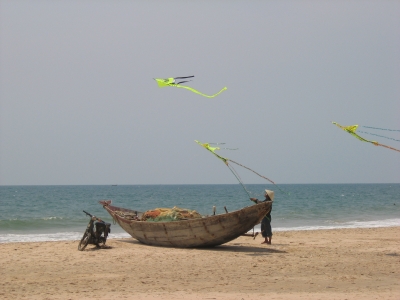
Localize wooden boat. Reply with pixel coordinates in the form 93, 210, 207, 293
99, 199, 272, 248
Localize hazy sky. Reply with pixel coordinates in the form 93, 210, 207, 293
1, 1, 399, 185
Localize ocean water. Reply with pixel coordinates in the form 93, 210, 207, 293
0, 184, 399, 243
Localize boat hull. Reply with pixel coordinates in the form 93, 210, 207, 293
99, 200, 272, 248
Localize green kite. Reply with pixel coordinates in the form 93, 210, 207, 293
154, 76, 227, 98
332, 122, 400, 153
195, 140, 229, 164
195, 140, 286, 198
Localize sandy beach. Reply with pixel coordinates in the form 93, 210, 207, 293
1, 227, 399, 300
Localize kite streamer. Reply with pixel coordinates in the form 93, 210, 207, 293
332, 122, 400, 153
195, 140, 287, 199
154, 76, 227, 98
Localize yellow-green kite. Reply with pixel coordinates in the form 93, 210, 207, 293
154, 76, 227, 98
195, 140, 229, 164
195, 140, 286, 198
332, 122, 400, 153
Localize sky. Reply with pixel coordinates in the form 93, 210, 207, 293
0, 1, 399, 185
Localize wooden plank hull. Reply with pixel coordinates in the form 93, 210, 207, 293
99, 200, 272, 248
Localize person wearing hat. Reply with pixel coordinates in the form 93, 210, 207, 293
250, 189, 274, 244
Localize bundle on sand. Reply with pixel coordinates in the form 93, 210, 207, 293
141, 206, 202, 222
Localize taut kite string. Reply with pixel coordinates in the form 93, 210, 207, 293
195, 140, 287, 198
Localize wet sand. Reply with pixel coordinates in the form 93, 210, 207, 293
1, 227, 399, 299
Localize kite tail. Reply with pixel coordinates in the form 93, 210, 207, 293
348, 132, 375, 143
376, 143, 400, 153
175, 85, 227, 98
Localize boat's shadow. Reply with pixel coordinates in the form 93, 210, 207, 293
116, 239, 286, 255
198, 245, 287, 255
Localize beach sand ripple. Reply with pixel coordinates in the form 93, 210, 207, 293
0, 227, 399, 299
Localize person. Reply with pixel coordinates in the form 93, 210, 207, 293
250, 189, 274, 244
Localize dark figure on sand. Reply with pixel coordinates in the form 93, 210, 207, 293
250, 189, 274, 244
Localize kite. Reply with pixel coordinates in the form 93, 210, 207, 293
195, 140, 287, 199
154, 76, 227, 98
332, 122, 400, 153
195, 141, 230, 164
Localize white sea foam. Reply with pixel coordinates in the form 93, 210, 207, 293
0, 231, 130, 243
273, 218, 400, 232
1, 219, 399, 243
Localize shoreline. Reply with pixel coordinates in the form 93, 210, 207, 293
1, 227, 399, 299
1, 222, 399, 243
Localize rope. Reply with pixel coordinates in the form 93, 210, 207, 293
226, 163, 252, 198
362, 126, 400, 132
229, 159, 289, 195
229, 159, 275, 184
358, 131, 400, 143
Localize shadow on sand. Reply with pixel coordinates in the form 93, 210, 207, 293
83, 245, 113, 251
115, 238, 286, 255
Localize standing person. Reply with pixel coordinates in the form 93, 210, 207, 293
250, 189, 274, 244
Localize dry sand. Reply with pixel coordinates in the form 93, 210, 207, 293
1, 227, 399, 300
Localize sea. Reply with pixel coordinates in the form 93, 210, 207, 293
0, 184, 399, 243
